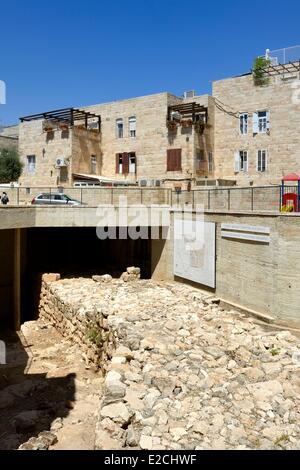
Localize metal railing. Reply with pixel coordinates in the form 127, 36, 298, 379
265, 45, 300, 65
172, 185, 298, 213
0, 185, 298, 213
0, 186, 172, 207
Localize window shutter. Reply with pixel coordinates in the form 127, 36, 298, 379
167, 150, 173, 171
122, 153, 129, 174
175, 149, 182, 171
265, 150, 268, 170
234, 152, 240, 172
252, 112, 259, 133
245, 152, 248, 172
256, 151, 260, 171
167, 149, 182, 171
266, 111, 270, 130
116, 154, 119, 174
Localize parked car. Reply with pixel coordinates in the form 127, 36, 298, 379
31, 193, 84, 206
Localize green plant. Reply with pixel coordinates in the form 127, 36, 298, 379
274, 434, 289, 446
0, 147, 23, 183
270, 347, 280, 356
86, 323, 103, 347
253, 57, 271, 86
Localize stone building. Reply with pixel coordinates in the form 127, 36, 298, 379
18, 57, 300, 190
0, 125, 19, 151
18, 93, 214, 189
213, 61, 300, 185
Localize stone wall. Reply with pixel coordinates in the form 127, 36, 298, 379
39, 274, 116, 371
18, 121, 102, 188
152, 211, 300, 328
38, 268, 141, 371
0, 135, 18, 150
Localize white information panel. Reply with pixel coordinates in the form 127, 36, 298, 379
221, 223, 270, 243
174, 218, 216, 288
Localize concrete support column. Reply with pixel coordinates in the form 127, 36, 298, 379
14, 228, 21, 331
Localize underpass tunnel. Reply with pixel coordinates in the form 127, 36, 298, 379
0, 227, 153, 329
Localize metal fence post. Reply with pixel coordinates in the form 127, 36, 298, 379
251, 187, 254, 211
192, 190, 195, 210
228, 189, 230, 211
279, 185, 282, 212
17, 187, 20, 206
111, 188, 114, 205
208, 189, 211, 210
80, 188, 83, 205
140, 188, 143, 205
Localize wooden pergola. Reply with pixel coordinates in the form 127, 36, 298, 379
167, 102, 208, 123
256, 60, 300, 77
20, 107, 101, 131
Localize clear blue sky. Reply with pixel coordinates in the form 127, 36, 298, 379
1, 0, 300, 125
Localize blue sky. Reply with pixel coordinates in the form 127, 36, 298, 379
1, 0, 300, 124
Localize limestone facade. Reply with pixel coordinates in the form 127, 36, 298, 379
18, 93, 214, 189
213, 71, 300, 185
18, 66, 300, 190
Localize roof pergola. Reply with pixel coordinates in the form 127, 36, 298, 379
257, 60, 300, 77
168, 102, 208, 123
20, 107, 101, 131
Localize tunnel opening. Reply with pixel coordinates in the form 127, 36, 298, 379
21, 227, 152, 325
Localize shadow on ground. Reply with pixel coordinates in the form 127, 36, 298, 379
0, 329, 75, 450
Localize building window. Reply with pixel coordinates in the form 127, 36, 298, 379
167, 149, 182, 171
117, 154, 123, 174
208, 151, 213, 172
91, 155, 97, 174
129, 153, 136, 173
253, 111, 270, 134
234, 150, 248, 172
239, 113, 248, 135
116, 119, 124, 138
116, 153, 129, 174
195, 149, 205, 171
27, 155, 36, 174
129, 116, 136, 138
59, 167, 68, 182
257, 150, 267, 172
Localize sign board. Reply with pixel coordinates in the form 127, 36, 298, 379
174, 218, 216, 288
221, 223, 270, 243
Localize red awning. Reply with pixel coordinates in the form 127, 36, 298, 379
282, 172, 300, 182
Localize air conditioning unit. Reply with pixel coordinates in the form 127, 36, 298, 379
139, 179, 147, 187
170, 111, 182, 121
184, 90, 196, 99
56, 157, 67, 167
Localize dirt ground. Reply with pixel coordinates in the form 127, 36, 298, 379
0, 319, 103, 450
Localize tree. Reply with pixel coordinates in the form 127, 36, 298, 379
0, 147, 23, 183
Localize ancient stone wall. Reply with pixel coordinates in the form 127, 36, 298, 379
36, 273, 300, 450
39, 273, 114, 371
38, 268, 141, 371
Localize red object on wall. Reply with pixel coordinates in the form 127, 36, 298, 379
283, 192, 298, 211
